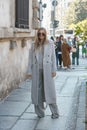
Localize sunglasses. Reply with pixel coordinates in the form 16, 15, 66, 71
38, 32, 45, 36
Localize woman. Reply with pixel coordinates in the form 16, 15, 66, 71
57, 35, 64, 68
72, 36, 79, 65
55, 36, 59, 69
61, 38, 71, 69
26, 27, 59, 119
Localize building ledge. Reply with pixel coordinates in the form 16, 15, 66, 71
14, 28, 31, 33
0, 27, 36, 39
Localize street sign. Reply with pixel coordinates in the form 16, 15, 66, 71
52, 0, 58, 6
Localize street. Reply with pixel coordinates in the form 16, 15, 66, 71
0, 0, 87, 130
0, 57, 87, 130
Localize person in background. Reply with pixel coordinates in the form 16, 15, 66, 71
50, 36, 55, 42
82, 45, 86, 58
55, 36, 59, 69
72, 36, 79, 65
85, 43, 87, 57
26, 27, 59, 119
61, 39, 71, 69
67, 37, 72, 47
57, 35, 64, 68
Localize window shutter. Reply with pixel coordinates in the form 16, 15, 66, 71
15, 0, 29, 29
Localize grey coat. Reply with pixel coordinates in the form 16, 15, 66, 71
27, 40, 57, 105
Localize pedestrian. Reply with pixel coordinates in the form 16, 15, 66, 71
50, 36, 54, 41
61, 38, 71, 69
82, 45, 86, 58
72, 36, 79, 65
67, 37, 72, 47
57, 35, 64, 68
26, 27, 59, 119
55, 36, 59, 69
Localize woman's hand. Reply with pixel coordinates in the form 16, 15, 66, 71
25, 74, 32, 80
52, 72, 56, 78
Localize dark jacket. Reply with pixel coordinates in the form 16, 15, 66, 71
55, 42, 58, 52
72, 39, 79, 58
57, 41, 62, 52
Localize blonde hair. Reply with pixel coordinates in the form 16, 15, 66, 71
35, 27, 48, 49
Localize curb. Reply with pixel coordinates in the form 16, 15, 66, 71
64, 79, 83, 130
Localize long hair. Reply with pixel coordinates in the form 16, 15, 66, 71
35, 27, 48, 49
59, 35, 63, 41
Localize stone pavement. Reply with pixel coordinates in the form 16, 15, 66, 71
0, 57, 87, 130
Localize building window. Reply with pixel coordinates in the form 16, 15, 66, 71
15, 0, 29, 29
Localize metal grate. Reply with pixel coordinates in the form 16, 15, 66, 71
15, 0, 29, 29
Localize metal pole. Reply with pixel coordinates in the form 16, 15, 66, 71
53, 0, 56, 37
39, 0, 42, 27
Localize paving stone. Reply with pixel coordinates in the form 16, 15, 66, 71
60, 77, 78, 96
0, 116, 18, 130
55, 82, 63, 87
19, 81, 31, 90
77, 98, 85, 118
76, 118, 85, 130
0, 101, 29, 116
55, 83, 64, 93
6, 92, 31, 102
21, 113, 38, 120
26, 104, 35, 113
12, 119, 37, 130
79, 95, 85, 103
80, 85, 86, 92
77, 108, 85, 118
55, 77, 67, 83
56, 97, 72, 117
10, 89, 30, 95
35, 116, 66, 130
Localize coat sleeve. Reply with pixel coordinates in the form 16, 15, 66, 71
27, 43, 33, 75
51, 42, 57, 73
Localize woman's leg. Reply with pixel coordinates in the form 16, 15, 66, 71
34, 69, 45, 118
55, 51, 58, 69
49, 103, 59, 119
72, 57, 75, 65
58, 54, 62, 67
76, 57, 79, 65
34, 104, 45, 118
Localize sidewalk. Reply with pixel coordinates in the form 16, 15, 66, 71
0, 58, 87, 130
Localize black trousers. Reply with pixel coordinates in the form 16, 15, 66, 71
58, 54, 62, 66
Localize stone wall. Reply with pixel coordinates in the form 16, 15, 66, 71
0, 39, 32, 99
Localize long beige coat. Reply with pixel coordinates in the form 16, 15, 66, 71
27, 40, 57, 105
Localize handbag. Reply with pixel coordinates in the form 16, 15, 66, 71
71, 47, 76, 52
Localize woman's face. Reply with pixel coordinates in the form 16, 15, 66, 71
61, 36, 64, 41
38, 29, 46, 41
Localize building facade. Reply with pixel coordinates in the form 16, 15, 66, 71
0, 0, 39, 99
42, 0, 75, 36
56, 0, 75, 29
42, 0, 51, 35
